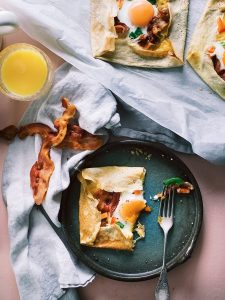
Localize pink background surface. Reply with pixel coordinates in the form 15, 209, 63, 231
1, 30, 225, 300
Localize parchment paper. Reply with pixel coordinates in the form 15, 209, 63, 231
2, 0, 225, 163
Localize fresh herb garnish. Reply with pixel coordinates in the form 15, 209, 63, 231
163, 177, 184, 187
147, 0, 157, 4
116, 221, 125, 229
129, 27, 143, 39
129, 32, 137, 39
220, 41, 225, 47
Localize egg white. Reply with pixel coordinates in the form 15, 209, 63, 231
112, 190, 146, 238
117, 0, 158, 35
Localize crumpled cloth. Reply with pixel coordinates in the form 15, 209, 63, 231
2, 0, 225, 164
2, 64, 120, 300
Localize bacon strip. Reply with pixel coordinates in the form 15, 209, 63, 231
23, 123, 103, 204
51, 98, 76, 147
28, 98, 76, 205
19, 123, 103, 151
94, 189, 120, 216
18, 123, 52, 140
2, 98, 104, 205
0, 125, 18, 141
114, 17, 130, 38
57, 125, 104, 150
18, 98, 75, 142
30, 140, 54, 205
137, 6, 170, 49
211, 56, 225, 81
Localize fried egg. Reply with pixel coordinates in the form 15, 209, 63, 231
118, 0, 157, 35
112, 190, 146, 238
209, 42, 225, 70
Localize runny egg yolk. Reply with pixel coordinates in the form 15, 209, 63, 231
120, 200, 146, 224
128, 0, 154, 28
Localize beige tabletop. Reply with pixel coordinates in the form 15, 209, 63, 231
1, 29, 225, 300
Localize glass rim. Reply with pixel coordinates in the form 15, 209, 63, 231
0, 43, 54, 101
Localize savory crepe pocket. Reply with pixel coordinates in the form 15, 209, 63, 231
91, 0, 189, 68
78, 166, 147, 251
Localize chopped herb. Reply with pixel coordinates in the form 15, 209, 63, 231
129, 27, 143, 39
129, 32, 137, 39
135, 27, 143, 37
147, 0, 156, 4
220, 41, 225, 47
163, 177, 184, 187
116, 221, 125, 229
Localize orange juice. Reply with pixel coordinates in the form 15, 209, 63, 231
0, 43, 53, 101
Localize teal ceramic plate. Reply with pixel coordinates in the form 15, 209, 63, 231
59, 140, 203, 281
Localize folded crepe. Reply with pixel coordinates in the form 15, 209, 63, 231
187, 0, 225, 100
91, 0, 189, 68
78, 166, 146, 251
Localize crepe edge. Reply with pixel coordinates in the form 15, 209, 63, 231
187, 0, 225, 100
91, 0, 118, 57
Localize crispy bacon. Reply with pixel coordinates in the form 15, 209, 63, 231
114, 16, 130, 38
137, 34, 158, 49
94, 189, 120, 216
30, 98, 75, 205
211, 56, 225, 81
0, 125, 18, 141
3, 98, 104, 205
137, 6, 170, 49
58, 125, 103, 150
51, 98, 76, 147
18, 123, 52, 140
19, 123, 103, 151
151, 6, 170, 34
30, 140, 54, 205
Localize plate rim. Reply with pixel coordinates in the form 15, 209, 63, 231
60, 139, 203, 281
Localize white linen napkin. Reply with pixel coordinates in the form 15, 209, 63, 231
2, 64, 120, 300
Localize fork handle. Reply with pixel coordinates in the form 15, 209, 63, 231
155, 267, 170, 300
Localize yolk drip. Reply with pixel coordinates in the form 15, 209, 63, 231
120, 200, 146, 224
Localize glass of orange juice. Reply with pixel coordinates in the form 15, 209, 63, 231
0, 43, 54, 101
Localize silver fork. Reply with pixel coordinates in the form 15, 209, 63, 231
155, 187, 175, 300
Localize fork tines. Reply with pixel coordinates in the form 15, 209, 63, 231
159, 186, 175, 218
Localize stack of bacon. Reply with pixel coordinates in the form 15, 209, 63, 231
0, 98, 104, 205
